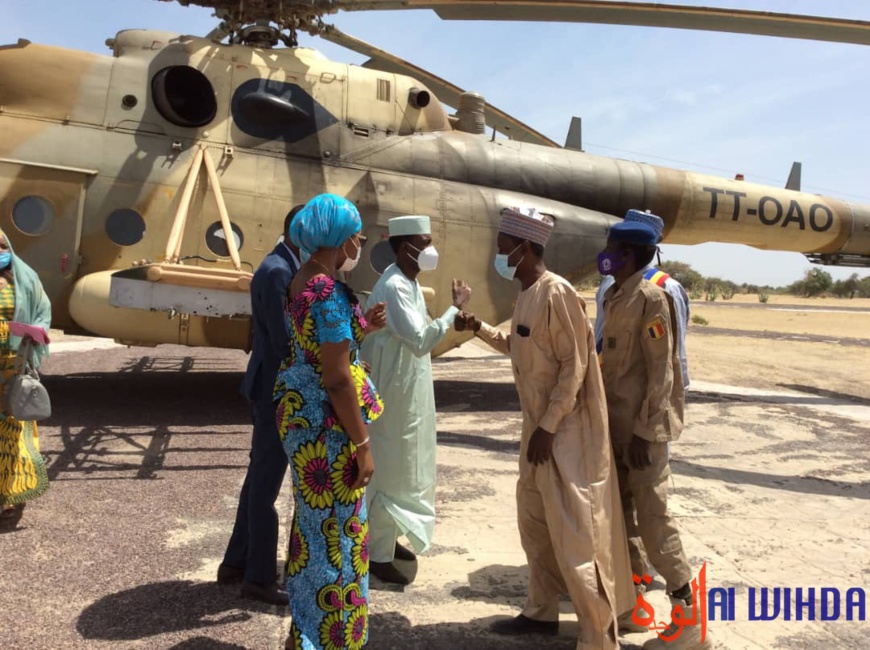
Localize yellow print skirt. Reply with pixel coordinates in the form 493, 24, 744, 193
0, 353, 49, 506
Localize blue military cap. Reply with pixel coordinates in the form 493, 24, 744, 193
608, 221, 659, 246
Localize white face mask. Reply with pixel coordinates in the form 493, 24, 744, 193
339, 239, 362, 273
494, 243, 523, 281
409, 244, 439, 272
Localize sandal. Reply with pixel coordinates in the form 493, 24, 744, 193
0, 503, 25, 529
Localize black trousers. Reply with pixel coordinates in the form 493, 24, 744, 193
222, 398, 288, 585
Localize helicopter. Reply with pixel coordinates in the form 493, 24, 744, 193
0, 1, 868, 356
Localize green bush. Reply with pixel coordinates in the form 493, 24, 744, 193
691, 315, 709, 326
795, 268, 833, 297
758, 291, 770, 304
660, 261, 704, 292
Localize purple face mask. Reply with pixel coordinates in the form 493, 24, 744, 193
597, 251, 625, 275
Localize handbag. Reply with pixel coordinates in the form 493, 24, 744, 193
6, 337, 51, 421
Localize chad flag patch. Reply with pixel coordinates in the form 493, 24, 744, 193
646, 318, 666, 340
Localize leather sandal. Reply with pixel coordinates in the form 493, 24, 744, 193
0, 503, 25, 530
490, 614, 559, 636
394, 542, 417, 561
370, 560, 412, 585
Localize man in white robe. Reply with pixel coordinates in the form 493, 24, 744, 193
361, 215, 471, 585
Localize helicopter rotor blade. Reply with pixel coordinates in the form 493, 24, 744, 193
333, 1, 870, 46
158, 1, 870, 46
320, 25, 560, 147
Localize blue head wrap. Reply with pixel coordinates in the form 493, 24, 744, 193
289, 194, 362, 262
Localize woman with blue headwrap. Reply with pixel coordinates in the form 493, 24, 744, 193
274, 194, 385, 650
0, 228, 51, 531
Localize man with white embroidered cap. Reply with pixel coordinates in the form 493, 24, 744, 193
595, 209, 690, 391
598, 221, 713, 650
360, 215, 472, 585
455, 206, 633, 649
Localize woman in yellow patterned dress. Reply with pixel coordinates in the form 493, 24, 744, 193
0, 229, 52, 531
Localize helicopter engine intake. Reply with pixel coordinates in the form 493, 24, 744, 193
454, 92, 486, 136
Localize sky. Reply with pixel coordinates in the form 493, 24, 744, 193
3, 0, 870, 285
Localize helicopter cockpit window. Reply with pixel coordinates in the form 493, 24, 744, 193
205, 222, 244, 258
151, 66, 217, 128
106, 209, 146, 246
11, 196, 54, 236
369, 240, 396, 275
231, 79, 339, 142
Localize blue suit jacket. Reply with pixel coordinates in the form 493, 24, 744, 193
240, 243, 298, 403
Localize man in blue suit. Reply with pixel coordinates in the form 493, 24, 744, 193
218, 205, 304, 606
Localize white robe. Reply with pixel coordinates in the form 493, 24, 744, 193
360, 264, 458, 562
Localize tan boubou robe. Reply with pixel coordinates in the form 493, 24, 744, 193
477, 271, 634, 650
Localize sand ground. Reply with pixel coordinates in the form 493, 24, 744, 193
0, 297, 867, 649
581, 294, 870, 400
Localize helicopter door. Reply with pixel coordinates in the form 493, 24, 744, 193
0, 159, 93, 328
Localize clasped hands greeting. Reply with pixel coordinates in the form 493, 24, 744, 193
452, 277, 479, 334
364, 277, 472, 337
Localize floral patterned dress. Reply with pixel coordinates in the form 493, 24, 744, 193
274, 275, 383, 650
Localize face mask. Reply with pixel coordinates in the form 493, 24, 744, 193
408, 244, 439, 272
339, 239, 361, 273
0, 252, 10, 269
597, 251, 626, 275
494, 243, 523, 281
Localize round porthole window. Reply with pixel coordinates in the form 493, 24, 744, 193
106, 209, 146, 246
205, 221, 244, 257
11, 196, 54, 235
369, 239, 396, 274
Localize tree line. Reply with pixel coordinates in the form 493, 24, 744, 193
657, 262, 870, 301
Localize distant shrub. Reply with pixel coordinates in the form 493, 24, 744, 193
831, 273, 860, 299
791, 268, 833, 297
758, 291, 770, 304
660, 261, 704, 292
691, 315, 709, 326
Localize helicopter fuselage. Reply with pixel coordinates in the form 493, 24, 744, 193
0, 30, 867, 353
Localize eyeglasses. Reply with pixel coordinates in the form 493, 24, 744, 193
356, 234, 368, 249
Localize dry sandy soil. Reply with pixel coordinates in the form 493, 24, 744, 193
581, 294, 870, 400
0, 298, 867, 649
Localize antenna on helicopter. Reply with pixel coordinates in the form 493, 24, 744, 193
564, 117, 583, 152
785, 162, 802, 191
232, 21, 281, 47
206, 18, 299, 48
